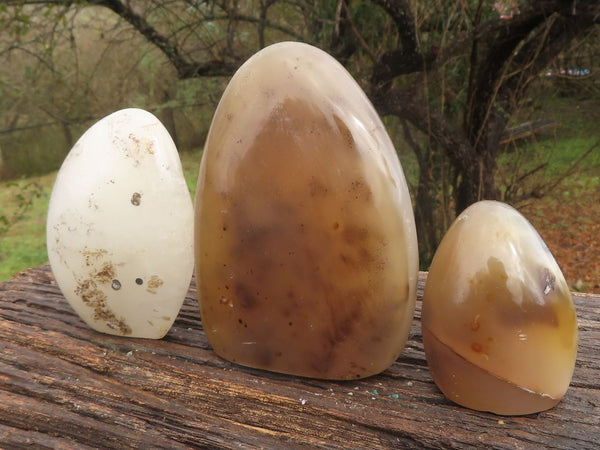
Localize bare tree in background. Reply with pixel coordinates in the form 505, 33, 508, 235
1, 0, 598, 262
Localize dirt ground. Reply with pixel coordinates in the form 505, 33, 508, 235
521, 184, 600, 294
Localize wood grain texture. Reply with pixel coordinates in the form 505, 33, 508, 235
1, 264, 598, 449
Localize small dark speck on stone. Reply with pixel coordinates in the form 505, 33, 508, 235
111, 279, 121, 290
131, 192, 142, 206
135, 278, 143, 285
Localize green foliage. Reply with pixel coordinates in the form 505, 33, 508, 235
0, 124, 81, 178
180, 148, 203, 196
0, 179, 44, 236
0, 0, 598, 279
348, 1, 391, 46
0, 176, 48, 281
0, 232, 48, 281
496, 94, 599, 204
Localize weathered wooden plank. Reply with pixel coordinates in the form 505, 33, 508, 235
1, 264, 599, 448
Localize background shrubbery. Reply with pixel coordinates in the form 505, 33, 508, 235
0, 1, 598, 290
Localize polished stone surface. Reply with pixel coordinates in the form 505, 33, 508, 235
195, 42, 418, 379
47, 108, 194, 338
422, 200, 578, 414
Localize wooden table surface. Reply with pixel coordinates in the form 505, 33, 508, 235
1, 264, 598, 449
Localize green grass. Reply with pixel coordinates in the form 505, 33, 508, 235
0, 151, 204, 282
180, 148, 203, 197
498, 135, 598, 174
0, 173, 56, 280
495, 94, 599, 203
0, 95, 597, 282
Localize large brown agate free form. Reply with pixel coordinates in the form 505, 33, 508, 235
194, 42, 418, 380
422, 200, 578, 415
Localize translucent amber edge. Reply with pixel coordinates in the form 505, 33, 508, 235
422, 326, 563, 415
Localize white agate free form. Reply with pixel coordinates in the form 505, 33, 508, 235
47, 108, 194, 338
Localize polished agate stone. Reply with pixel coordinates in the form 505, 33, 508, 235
422, 200, 578, 415
195, 42, 418, 379
47, 108, 194, 339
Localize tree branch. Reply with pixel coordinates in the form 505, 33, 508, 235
27, 1, 288, 79
84, 0, 238, 78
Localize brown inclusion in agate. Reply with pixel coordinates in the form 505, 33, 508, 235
195, 42, 418, 380
422, 201, 578, 415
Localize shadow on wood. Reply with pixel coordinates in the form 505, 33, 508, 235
1, 264, 598, 448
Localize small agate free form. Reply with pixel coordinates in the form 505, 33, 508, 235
47, 108, 194, 339
422, 200, 578, 415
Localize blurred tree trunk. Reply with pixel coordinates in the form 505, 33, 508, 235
61, 123, 73, 150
